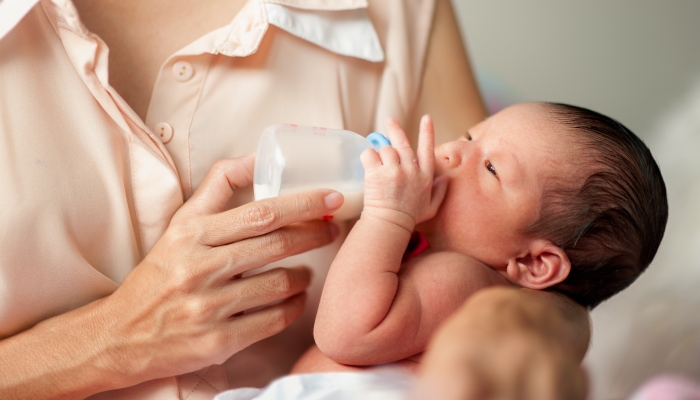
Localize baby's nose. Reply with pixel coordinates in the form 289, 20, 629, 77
436, 141, 462, 170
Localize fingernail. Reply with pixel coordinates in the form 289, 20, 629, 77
329, 223, 340, 239
322, 215, 334, 221
421, 115, 428, 125
324, 192, 344, 209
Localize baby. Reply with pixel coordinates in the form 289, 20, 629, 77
295, 102, 668, 372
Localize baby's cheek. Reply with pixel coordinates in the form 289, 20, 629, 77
414, 213, 440, 236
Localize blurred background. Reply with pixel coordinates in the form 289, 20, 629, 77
452, 1, 700, 398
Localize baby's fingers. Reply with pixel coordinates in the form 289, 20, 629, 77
425, 175, 449, 222
416, 115, 436, 173
385, 118, 415, 164
360, 148, 382, 168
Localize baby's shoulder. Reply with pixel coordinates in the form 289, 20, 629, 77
407, 250, 486, 270
403, 250, 508, 287
400, 250, 511, 317
412, 249, 481, 264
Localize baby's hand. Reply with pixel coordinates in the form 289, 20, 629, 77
361, 115, 448, 232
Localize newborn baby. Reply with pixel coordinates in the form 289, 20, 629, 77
295, 102, 668, 373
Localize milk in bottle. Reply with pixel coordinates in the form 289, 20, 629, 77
253, 124, 390, 220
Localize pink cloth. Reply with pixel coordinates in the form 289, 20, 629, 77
403, 232, 430, 261
629, 374, 700, 400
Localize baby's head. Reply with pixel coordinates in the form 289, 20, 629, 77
419, 102, 668, 309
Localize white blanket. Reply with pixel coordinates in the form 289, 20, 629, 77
214, 370, 414, 400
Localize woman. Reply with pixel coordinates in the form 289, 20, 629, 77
0, 0, 588, 398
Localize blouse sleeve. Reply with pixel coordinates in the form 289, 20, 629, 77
367, 0, 437, 132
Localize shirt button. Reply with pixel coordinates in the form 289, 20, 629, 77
172, 61, 194, 82
154, 122, 174, 144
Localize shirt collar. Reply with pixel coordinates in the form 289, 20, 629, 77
0, 0, 91, 42
264, 2, 383, 62
0, 0, 368, 41
0, 0, 383, 62
172, 0, 383, 62
0, 0, 40, 40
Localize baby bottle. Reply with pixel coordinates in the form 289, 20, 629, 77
253, 124, 390, 220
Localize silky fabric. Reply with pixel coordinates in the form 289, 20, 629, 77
0, 0, 436, 397
213, 370, 414, 400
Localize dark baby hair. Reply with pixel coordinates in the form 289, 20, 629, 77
525, 103, 668, 309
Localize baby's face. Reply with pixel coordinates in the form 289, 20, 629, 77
418, 103, 578, 269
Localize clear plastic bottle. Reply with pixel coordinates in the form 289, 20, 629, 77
253, 124, 390, 220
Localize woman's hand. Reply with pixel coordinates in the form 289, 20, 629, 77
101, 154, 344, 382
361, 116, 448, 232
417, 287, 589, 400
0, 154, 343, 398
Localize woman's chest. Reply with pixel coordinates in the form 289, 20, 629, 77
71, 0, 248, 120
0, 0, 387, 344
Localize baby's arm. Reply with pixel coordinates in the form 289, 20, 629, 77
316, 250, 509, 366
314, 117, 509, 365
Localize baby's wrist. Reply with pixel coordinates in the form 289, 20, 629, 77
360, 206, 416, 233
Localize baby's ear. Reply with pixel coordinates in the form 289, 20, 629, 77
506, 241, 570, 289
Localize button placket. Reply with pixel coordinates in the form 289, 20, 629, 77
154, 122, 174, 144
147, 56, 210, 198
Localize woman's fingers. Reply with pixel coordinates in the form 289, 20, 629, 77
221, 292, 307, 355
200, 189, 344, 247
178, 154, 255, 218
416, 115, 436, 173
208, 221, 338, 279
216, 266, 312, 317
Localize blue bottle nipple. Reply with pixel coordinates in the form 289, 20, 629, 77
366, 132, 392, 151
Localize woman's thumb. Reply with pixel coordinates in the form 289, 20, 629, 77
177, 154, 256, 218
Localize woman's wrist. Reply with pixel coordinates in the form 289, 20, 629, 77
0, 296, 133, 398
85, 294, 145, 388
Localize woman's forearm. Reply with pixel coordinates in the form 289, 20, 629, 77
489, 287, 591, 362
0, 297, 127, 398
408, 0, 487, 146
419, 286, 590, 400
444, 287, 590, 361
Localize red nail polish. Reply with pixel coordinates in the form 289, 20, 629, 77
323, 215, 334, 221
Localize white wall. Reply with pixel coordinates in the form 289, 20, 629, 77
453, 0, 700, 139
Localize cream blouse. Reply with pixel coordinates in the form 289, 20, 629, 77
0, 0, 436, 398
